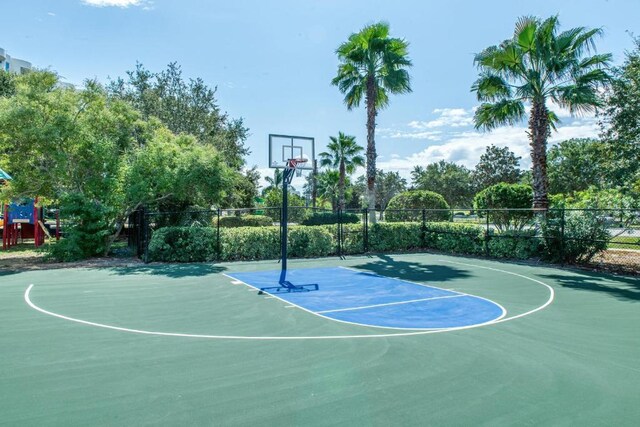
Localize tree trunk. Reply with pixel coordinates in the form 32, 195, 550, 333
366, 76, 377, 223
529, 100, 550, 210
338, 159, 346, 211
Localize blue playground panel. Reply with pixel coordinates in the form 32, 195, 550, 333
227, 267, 505, 330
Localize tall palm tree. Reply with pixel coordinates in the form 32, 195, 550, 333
332, 22, 412, 222
262, 168, 283, 196
316, 170, 342, 212
472, 16, 611, 209
319, 132, 365, 211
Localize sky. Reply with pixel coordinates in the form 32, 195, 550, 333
2, 0, 639, 187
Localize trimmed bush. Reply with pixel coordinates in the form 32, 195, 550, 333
487, 230, 541, 259
288, 226, 334, 257
338, 223, 366, 255
302, 211, 360, 226
424, 222, 485, 255
217, 214, 273, 228
219, 226, 280, 261
369, 222, 422, 251
147, 227, 218, 262
385, 190, 450, 222
474, 183, 533, 232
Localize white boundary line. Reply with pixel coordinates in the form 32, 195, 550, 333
24, 262, 554, 341
316, 294, 465, 314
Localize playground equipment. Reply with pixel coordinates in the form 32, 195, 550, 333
0, 168, 60, 250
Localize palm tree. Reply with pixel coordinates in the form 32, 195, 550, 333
319, 132, 365, 211
316, 170, 342, 212
262, 168, 296, 196
471, 16, 611, 209
332, 22, 412, 222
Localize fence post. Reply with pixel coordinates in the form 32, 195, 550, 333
421, 209, 427, 248
485, 210, 490, 257
216, 208, 222, 260
363, 208, 369, 253
560, 208, 566, 265
143, 209, 150, 263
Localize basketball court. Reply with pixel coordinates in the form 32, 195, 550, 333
2, 253, 639, 425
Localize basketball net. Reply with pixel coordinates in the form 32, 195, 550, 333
286, 158, 307, 177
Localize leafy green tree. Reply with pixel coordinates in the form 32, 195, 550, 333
0, 71, 232, 257
411, 161, 473, 208
108, 62, 250, 170
472, 16, 611, 209
601, 37, 640, 193
332, 22, 412, 223
0, 70, 16, 98
319, 132, 365, 211
376, 170, 407, 219
547, 138, 608, 194
263, 188, 307, 223
472, 145, 522, 191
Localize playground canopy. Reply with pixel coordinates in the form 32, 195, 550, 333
0, 167, 11, 183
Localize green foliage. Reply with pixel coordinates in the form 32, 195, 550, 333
369, 222, 422, 251
0, 70, 234, 260
385, 190, 450, 222
219, 227, 280, 261
411, 161, 473, 208
424, 222, 485, 255
601, 37, 640, 193
474, 183, 533, 231
375, 170, 407, 211
263, 188, 308, 223
288, 227, 334, 258
332, 22, 413, 219
301, 211, 359, 226
108, 62, 249, 170
548, 139, 608, 194
147, 226, 218, 262
472, 16, 612, 208
217, 214, 273, 228
0, 70, 16, 98
48, 193, 113, 261
487, 231, 541, 259
472, 145, 522, 191
542, 211, 609, 264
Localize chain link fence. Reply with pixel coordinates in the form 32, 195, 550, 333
127, 206, 639, 274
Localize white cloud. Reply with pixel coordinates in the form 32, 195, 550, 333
81, 0, 145, 7
408, 108, 474, 130
377, 117, 599, 182
47, 12, 56, 16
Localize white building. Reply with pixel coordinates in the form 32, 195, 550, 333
0, 47, 32, 74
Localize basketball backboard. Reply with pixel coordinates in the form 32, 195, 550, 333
268, 134, 315, 170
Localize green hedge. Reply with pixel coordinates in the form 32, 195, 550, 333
147, 227, 219, 262
216, 214, 273, 228
147, 216, 608, 264
302, 211, 360, 226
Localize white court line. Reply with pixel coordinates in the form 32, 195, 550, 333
24, 261, 554, 340
316, 294, 465, 314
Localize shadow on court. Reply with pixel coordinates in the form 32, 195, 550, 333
105, 263, 227, 278
352, 254, 472, 283
541, 271, 640, 302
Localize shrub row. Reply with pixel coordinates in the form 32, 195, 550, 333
301, 211, 360, 226
216, 214, 273, 228
148, 211, 610, 264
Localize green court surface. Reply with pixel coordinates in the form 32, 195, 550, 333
1, 253, 639, 425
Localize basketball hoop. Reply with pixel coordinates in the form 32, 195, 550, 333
286, 158, 307, 176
